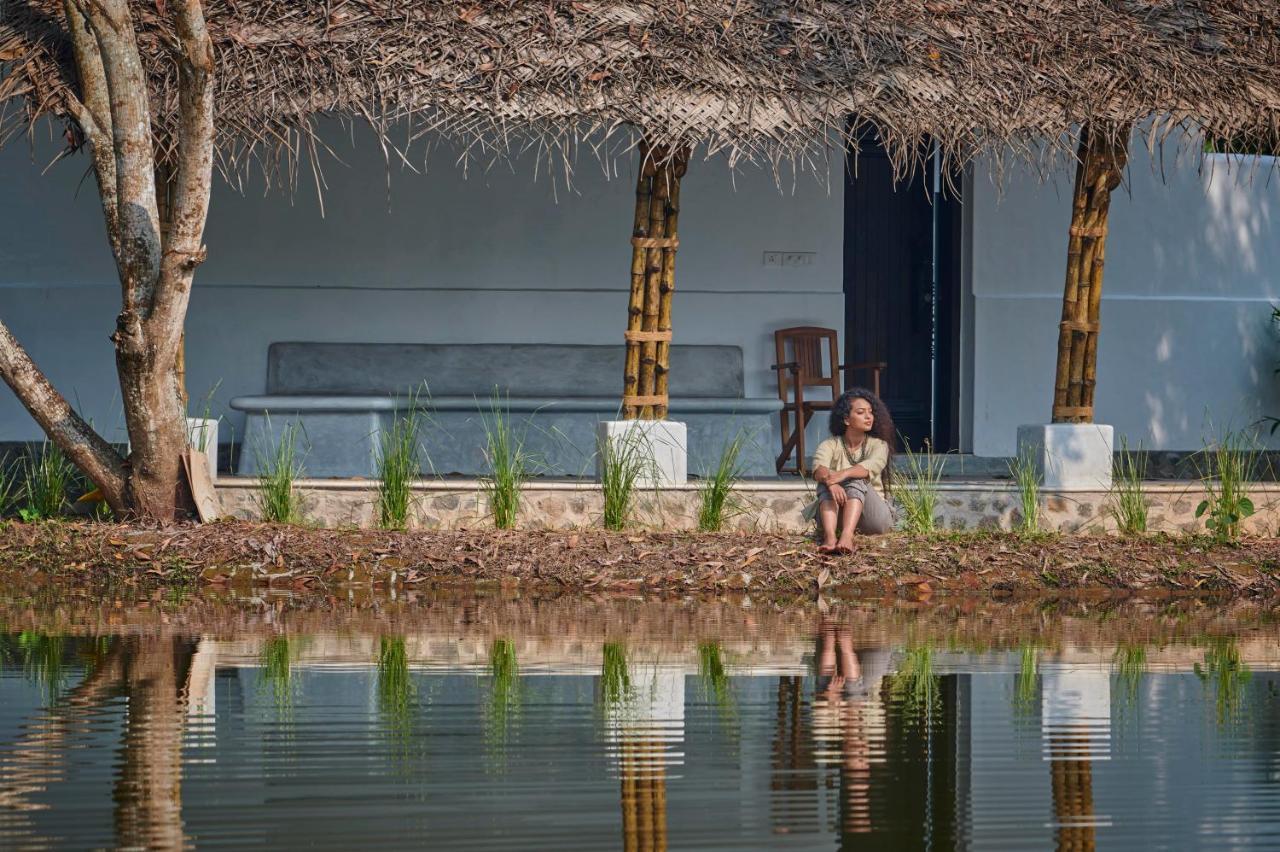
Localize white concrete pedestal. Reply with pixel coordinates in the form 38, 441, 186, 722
1016, 423, 1113, 490
596, 420, 687, 487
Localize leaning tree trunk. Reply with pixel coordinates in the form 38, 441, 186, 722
623, 144, 690, 420
1051, 123, 1130, 423
0, 0, 215, 519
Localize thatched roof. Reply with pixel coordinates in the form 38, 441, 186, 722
2, 1, 1279, 175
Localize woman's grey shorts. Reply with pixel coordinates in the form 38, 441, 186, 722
815, 479, 894, 535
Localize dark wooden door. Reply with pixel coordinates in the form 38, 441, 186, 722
844, 135, 961, 452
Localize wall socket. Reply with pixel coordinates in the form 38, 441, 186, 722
763, 251, 816, 268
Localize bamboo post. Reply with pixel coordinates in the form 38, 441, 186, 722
622, 143, 689, 420
1051, 123, 1130, 423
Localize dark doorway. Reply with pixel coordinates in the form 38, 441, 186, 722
843, 133, 963, 452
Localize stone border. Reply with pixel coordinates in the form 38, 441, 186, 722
215, 477, 1280, 535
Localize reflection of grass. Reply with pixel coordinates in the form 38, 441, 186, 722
14, 631, 67, 703
486, 638, 521, 751
378, 636, 416, 748
260, 636, 297, 715
1113, 643, 1147, 709
1014, 643, 1039, 714
1195, 638, 1251, 724
697, 641, 737, 720
890, 645, 941, 723
601, 642, 632, 706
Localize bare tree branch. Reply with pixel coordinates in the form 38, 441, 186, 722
0, 321, 127, 511
149, 0, 214, 364
71, 0, 160, 311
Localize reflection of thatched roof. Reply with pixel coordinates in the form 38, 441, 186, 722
2, 1, 1279, 173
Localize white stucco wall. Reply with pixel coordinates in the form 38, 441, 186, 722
971, 139, 1280, 456
4, 124, 1277, 459
0, 128, 844, 447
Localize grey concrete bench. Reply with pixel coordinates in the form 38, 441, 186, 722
231, 342, 781, 478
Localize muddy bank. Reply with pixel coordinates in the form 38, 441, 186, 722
1, 521, 1278, 596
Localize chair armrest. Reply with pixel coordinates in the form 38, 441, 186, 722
770, 361, 800, 372
838, 361, 887, 372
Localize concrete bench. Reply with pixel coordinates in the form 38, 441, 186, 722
231, 342, 781, 478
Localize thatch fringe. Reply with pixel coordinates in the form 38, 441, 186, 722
2, 1, 1279, 182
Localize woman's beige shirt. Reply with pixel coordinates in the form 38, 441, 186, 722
812, 435, 889, 493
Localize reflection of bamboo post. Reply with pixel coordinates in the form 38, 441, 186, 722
620, 738, 667, 852
1050, 757, 1096, 852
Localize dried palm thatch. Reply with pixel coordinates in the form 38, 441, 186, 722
1, 1, 1279, 178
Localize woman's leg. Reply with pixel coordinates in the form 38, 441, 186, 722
836, 498, 863, 550
855, 486, 894, 535
818, 500, 840, 549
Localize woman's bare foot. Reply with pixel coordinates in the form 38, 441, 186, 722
818, 543, 837, 555
834, 539, 855, 555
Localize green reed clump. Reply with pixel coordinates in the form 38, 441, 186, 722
898, 439, 945, 534
697, 641, 737, 718
600, 428, 654, 531
20, 442, 78, 521
255, 422, 305, 524
16, 631, 67, 703
481, 394, 533, 529
377, 636, 416, 746
1195, 637, 1251, 725
1109, 436, 1149, 535
1194, 430, 1262, 543
698, 434, 747, 532
260, 635, 297, 714
1113, 643, 1147, 710
600, 641, 632, 705
377, 411, 424, 530
1007, 448, 1042, 535
1014, 642, 1039, 714
486, 638, 522, 750
890, 645, 941, 723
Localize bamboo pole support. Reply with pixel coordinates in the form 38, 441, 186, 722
1051, 123, 1130, 423
623, 143, 656, 419
622, 143, 688, 421
653, 148, 689, 420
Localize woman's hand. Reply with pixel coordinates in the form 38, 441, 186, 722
830, 485, 847, 507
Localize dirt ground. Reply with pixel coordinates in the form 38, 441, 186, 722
1, 520, 1279, 597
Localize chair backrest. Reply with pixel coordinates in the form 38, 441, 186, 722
774, 326, 841, 402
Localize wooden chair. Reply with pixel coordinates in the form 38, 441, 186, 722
772, 326, 885, 475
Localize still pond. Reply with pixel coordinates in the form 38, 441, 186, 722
2, 591, 1280, 849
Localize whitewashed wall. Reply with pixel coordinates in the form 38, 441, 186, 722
0, 128, 844, 448
971, 139, 1280, 456
5, 124, 1277, 460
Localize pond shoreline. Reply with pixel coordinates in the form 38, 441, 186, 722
1, 521, 1278, 597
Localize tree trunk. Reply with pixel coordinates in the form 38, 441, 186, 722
0, 0, 216, 520
1052, 123, 1130, 423
622, 144, 689, 420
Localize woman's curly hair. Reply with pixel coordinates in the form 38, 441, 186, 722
828, 387, 895, 493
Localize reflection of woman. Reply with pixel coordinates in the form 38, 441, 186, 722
811, 620, 892, 836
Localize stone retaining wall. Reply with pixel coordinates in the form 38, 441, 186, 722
216, 478, 1280, 535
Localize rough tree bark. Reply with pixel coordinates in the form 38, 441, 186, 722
1051, 122, 1130, 424
622, 143, 689, 420
0, 0, 215, 519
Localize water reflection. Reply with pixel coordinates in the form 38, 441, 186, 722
3, 593, 1280, 849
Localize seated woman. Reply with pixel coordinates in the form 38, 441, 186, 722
812, 388, 895, 553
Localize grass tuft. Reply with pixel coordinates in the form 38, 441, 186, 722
255, 421, 305, 524
599, 427, 655, 531
481, 393, 534, 529
898, 439, 945, 534
890, 644, 941, 723
377, 636, 416, 746
377, 407, 425, 530
1194, 429, 1262, 543
1007, 447, 1042, 535
20, 442, 78, 521
600, 641, 632, 706
697, 434, 747, 532
1109, 436, 1149, 535
697, 641, 737, 719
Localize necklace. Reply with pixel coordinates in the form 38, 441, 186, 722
842, 435, 867, 462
